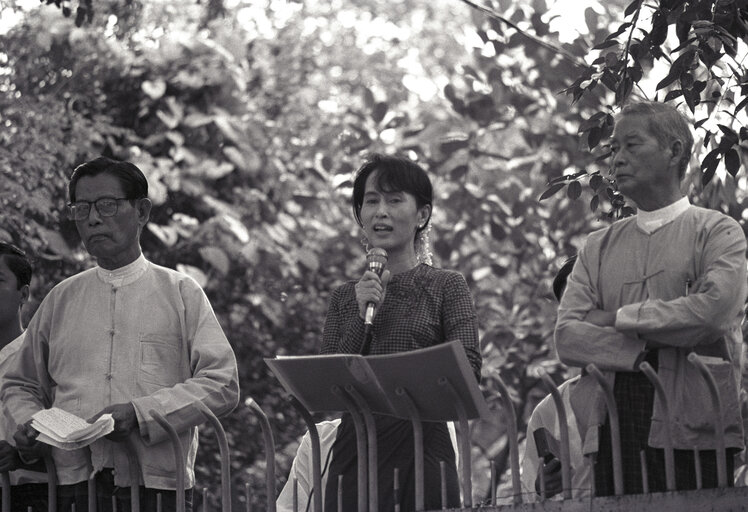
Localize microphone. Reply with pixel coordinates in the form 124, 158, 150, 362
364, 248, 388, 326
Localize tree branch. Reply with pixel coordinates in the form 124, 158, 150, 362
455, 0, 587, 69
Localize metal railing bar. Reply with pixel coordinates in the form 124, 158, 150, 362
395, 388, 424, 511
195, 401, 232, 512
587, 364, 623, 496
640, 361, 675, 491
345, 385, 378, 512
687, 354, 727, 488
246, 398, 276, 512
331, 386, 367, 512
539, 371, 572, 500
1, 471, 9, 512
287, 397, 322, 512
493, 374, 522, 504
437, 377, 472, 507
150, 409, 186, 512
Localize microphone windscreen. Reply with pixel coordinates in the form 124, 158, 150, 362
366, 247, 388, 266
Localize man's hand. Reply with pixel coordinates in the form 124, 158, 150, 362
534, 457, 563, 498
13, 423, 47, 464
90, 402, 138, 442
0, 441, 21, 473
584, 309, 616, 327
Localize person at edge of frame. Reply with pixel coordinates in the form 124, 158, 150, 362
555, 101, 746, 496
520, 254, 592, 501
0, 242, 48, 511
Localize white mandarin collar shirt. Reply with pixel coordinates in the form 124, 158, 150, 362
95, 253, 148, 287
636, 196, 690, 234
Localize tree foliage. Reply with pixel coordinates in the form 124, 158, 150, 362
542, 0, 748, 225
1, 0, 746, 507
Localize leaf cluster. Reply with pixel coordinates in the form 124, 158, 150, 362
552, 0, 747, 211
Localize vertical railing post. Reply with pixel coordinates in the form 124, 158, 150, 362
687, 354, 728, 488
0, 472, 9, 512
287, 396, 323, 512
494, 374, 522, 504
587, 364, 624, 496
88, 472, 97, 512
86, 448, 97, 512
44, 454, 57, 512
346, 385, 378, 512
438, 377, 472, 507
639, 362, 676, 491
331, 386, 367, 512
395, 388, 423, 511
538, 372, 572, 500
246, 398, 276, 512
195, 402, 232, 512
150, 410, 186, 512
123, 438, 142, 512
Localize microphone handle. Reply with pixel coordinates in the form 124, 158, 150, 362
362, 302, 376, 355
362, 323, 373, 355
362, 253, 386, 354
364, 302, 376, 325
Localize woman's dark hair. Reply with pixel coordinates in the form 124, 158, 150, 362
0, 242, 32, 289
351, 153, 433, 236
68, 157, 149, 203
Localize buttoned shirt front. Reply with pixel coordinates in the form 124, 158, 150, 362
2, 256, 239, 489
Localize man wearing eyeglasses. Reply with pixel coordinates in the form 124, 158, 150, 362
2, 157, 240, 512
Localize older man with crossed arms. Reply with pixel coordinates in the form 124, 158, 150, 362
555, 101, 746, 495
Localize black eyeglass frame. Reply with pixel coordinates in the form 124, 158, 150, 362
66, 197, 133, 221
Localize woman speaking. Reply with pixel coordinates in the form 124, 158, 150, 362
320, 154, 482, 510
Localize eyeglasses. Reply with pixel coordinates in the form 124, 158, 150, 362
66, 197, 131, 221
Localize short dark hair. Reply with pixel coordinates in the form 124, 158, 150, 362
351, 153, 433, 236
618, 101, 693, 180
69, 157, 149, 203
0, 242, 32, 289
552, 255, 577, 302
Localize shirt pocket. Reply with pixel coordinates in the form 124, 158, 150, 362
647, 268, 696, 301
138, 333, 182, 389
677, 358, 740, 435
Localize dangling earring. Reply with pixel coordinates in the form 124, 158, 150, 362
360, 234, 370, 253
415, 222, 433, 265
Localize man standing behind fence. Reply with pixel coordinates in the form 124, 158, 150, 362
2, 157, 240, 511
0, 242, 48, 511
555, 101, 746, 495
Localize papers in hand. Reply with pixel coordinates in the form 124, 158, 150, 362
31, 408, 115, 450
